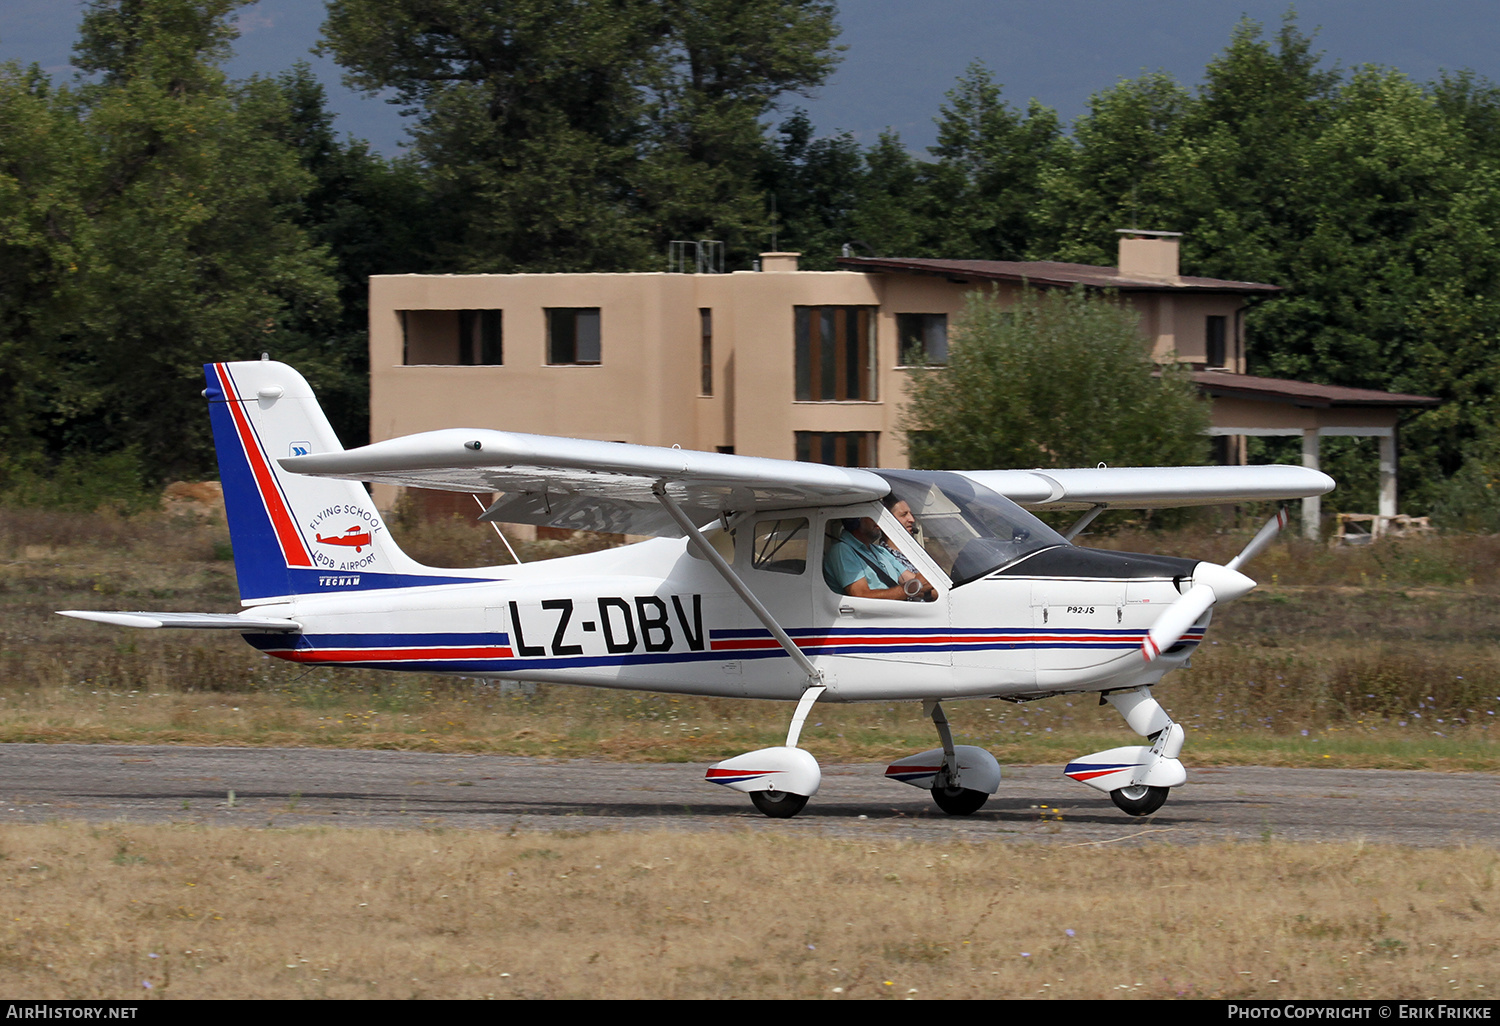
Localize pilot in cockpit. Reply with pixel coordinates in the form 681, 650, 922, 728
823, 500, 937, 602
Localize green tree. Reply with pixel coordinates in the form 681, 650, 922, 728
761, 109, 863, 267
252, 63, 438, 447
634, 0, 841, 264
924, 63, 1068, 260
902, 289, 1209, 472
0, 0, 340, 486
319, 0, 659, 271
318, 0, 841, 271
0, 65, 91, 467
845, 130, 935, 258
1041, 71, 1194, 264
1035, 14, 1500, 512
67, 0, 337, 476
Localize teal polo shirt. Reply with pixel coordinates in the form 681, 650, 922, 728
824, 531, 908, 594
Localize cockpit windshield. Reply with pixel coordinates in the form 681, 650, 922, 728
876, 469, 1065, 586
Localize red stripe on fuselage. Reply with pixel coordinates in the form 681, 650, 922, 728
213, 364, 312, 567
268, 645, 516, 664
709, 631, 1201, 653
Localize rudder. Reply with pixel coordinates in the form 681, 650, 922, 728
205, 360, 478, 603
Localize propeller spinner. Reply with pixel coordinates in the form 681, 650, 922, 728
1140, 508, 1287, 662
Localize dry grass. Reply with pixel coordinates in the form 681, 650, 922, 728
0, 822, 1495, 999
5, 510, 1500, 1000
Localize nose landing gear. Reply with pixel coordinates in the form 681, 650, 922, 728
1065, 686, 1186, 816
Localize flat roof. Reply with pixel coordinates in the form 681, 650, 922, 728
835, 256, 1282, 294
1190, 370, 1440, 408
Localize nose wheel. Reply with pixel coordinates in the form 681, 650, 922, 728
750, 788, 809, 819
931, 784, 989, 816
1110, 784, 1169, 816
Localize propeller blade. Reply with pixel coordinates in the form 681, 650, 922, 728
1225, 507, 1289, 573
1141, 583, 1216, 662
1141, 562, 1257, 662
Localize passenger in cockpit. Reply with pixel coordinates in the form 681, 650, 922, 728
823, 511, 936, 602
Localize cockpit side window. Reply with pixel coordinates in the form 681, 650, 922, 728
875, 469, 1065, 586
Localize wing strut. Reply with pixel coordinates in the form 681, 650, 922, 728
1062, 503, 1108, 542
652, 482, 824, 688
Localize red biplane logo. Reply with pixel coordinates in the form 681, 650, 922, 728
316, 526, 372, 553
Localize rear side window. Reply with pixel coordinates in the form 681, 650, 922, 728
751, 518, 808, 575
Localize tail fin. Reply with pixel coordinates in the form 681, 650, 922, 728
205, 361, 482, 603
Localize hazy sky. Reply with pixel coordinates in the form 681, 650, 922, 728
4, 1, 1500, 155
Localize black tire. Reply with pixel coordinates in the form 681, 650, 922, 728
1110, 784, 1169, 816
931, 785, 989, 816
750, 788, 809, 819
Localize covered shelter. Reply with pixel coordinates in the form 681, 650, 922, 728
1192, 371, 1440, 537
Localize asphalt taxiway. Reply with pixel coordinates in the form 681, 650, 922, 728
0, 743, 1494, 846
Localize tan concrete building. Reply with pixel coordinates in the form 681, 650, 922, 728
369, 231, 1437, 531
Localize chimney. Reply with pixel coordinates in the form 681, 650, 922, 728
759, 251, 801, 272
1116, 229, 1182, 283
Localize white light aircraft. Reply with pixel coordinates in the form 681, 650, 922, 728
61, 360, 1334, 818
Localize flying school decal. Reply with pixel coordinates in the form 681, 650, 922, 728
307, 502, 386, 571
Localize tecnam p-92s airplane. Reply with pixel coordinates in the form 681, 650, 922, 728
62, 360, 1332, 819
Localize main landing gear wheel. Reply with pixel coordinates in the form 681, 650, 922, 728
750, 789, 810, 819
1110, 784, 1169, 817
931, 785, 989, 816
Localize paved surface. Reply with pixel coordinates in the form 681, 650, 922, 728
0, 743, 1495, 846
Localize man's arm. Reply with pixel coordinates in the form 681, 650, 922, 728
842, 576, 925, 602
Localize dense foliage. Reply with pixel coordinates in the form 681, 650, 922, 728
903, 289, 1209, 472
6, 5, 1500, 521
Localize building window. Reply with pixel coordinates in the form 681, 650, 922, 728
1206, 315, 1227, 368
700, 308, 713, 396
796, 431, 878, 468
459, 310, 502, 365
547, 308, 601, 365
400, 309, 503, 365
897, 313, 948, 366
1210, 436, 1231, 465
795, 306, 877, 401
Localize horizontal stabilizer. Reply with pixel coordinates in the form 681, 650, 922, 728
58, 610, 301, 632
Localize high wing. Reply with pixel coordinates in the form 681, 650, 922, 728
280, 428, 890, 536
965, 465, 1334, 511
282, 430, 1332, 533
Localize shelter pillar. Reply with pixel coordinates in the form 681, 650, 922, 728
1301, 428, 1321, 540
1378, 432, 1397, 518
